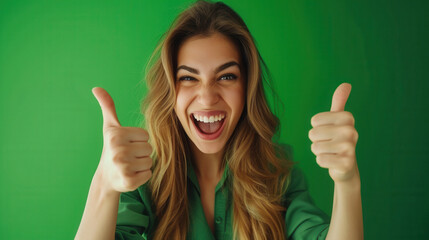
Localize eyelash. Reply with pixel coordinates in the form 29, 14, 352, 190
178, 74, 238, 81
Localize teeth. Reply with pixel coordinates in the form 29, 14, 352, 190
193, 113, 225, 123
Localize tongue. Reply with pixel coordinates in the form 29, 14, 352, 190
197, 120, 223, 134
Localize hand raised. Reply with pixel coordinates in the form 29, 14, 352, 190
92, 87, 152, 193
308, 83, 359, 183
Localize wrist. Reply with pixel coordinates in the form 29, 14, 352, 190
334, 170, 361, 193
92, 167, 121, 199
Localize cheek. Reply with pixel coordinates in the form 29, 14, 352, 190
227, 85, 245, 114
175, 88, 192, 120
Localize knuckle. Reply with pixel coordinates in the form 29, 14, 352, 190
308, 129, 315, 140
142, 130, 150, 140
341, 141, 349, 150
311, 143, 317, 153
343, 141, 352, 150
343, 111, 355, 125
311, 116, 316, 126
132, 127, 149, 140
316, 155, 323, 165
343, 111, 353, 118
147, 144, 153, 155
342, 158, 354, 170
138, 170, 152, 183
341, 126, 355, 139
311, 114, 320, 126
341, 141, 354, 154
142, 157, 153, 166
146, 171, 153, 180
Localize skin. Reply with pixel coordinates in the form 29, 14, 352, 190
174, 32, 245, 233
309, 83, 363, 239
76, 88, 153, 240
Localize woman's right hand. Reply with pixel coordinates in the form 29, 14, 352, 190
92, 87, 153, 194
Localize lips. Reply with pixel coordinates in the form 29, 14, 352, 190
189, 112, 227, 140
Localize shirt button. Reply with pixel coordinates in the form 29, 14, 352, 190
215, 217, 222, 224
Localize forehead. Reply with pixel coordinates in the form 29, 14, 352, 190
177, 33, 241, 68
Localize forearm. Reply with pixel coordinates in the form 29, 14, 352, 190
75, 170, 121, 240
326, 170, 363, 240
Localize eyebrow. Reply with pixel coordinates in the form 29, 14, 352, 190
176, 61, 240, 75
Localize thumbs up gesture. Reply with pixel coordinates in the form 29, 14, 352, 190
92, 87, 153, 193
308, 83, 359, 183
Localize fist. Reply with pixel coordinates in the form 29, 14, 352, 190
92, 87, 153, 193
308, 83, 359, 183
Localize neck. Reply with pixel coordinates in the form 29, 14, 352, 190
190, 142, 224, 182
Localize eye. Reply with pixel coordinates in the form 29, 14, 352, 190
219, 74, 237, 81
178, 76, 196, 81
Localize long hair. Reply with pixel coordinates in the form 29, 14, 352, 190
141, 1, 295, 239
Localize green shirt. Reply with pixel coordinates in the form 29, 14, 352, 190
115, 153, 330, 239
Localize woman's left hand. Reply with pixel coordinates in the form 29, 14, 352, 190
308, 83, 360, 183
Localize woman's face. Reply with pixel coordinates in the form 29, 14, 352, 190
174, 32, 245, 155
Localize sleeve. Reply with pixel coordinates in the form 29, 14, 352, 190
115, 185, 152, 240
284, 166, 331, 240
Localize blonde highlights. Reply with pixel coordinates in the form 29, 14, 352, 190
142, 1, 295, 239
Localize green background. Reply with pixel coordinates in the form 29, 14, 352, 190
1, 0, 428, 239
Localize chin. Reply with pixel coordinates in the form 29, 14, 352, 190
192, 140, 225, 154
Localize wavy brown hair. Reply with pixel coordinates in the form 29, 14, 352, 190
141, 1, 295, 239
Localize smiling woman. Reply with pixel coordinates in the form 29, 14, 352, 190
74, 1, 359, 240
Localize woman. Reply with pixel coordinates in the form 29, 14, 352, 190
76, 1, 363, 240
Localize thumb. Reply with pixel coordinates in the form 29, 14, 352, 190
92, 87, 121, 128
330, 83, 352, 112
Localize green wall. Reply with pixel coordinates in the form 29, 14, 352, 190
1, 0, 428, 239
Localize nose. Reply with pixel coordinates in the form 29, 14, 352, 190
197, 82, 220, 106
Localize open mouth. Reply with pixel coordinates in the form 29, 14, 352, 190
190, 113, 226, 140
